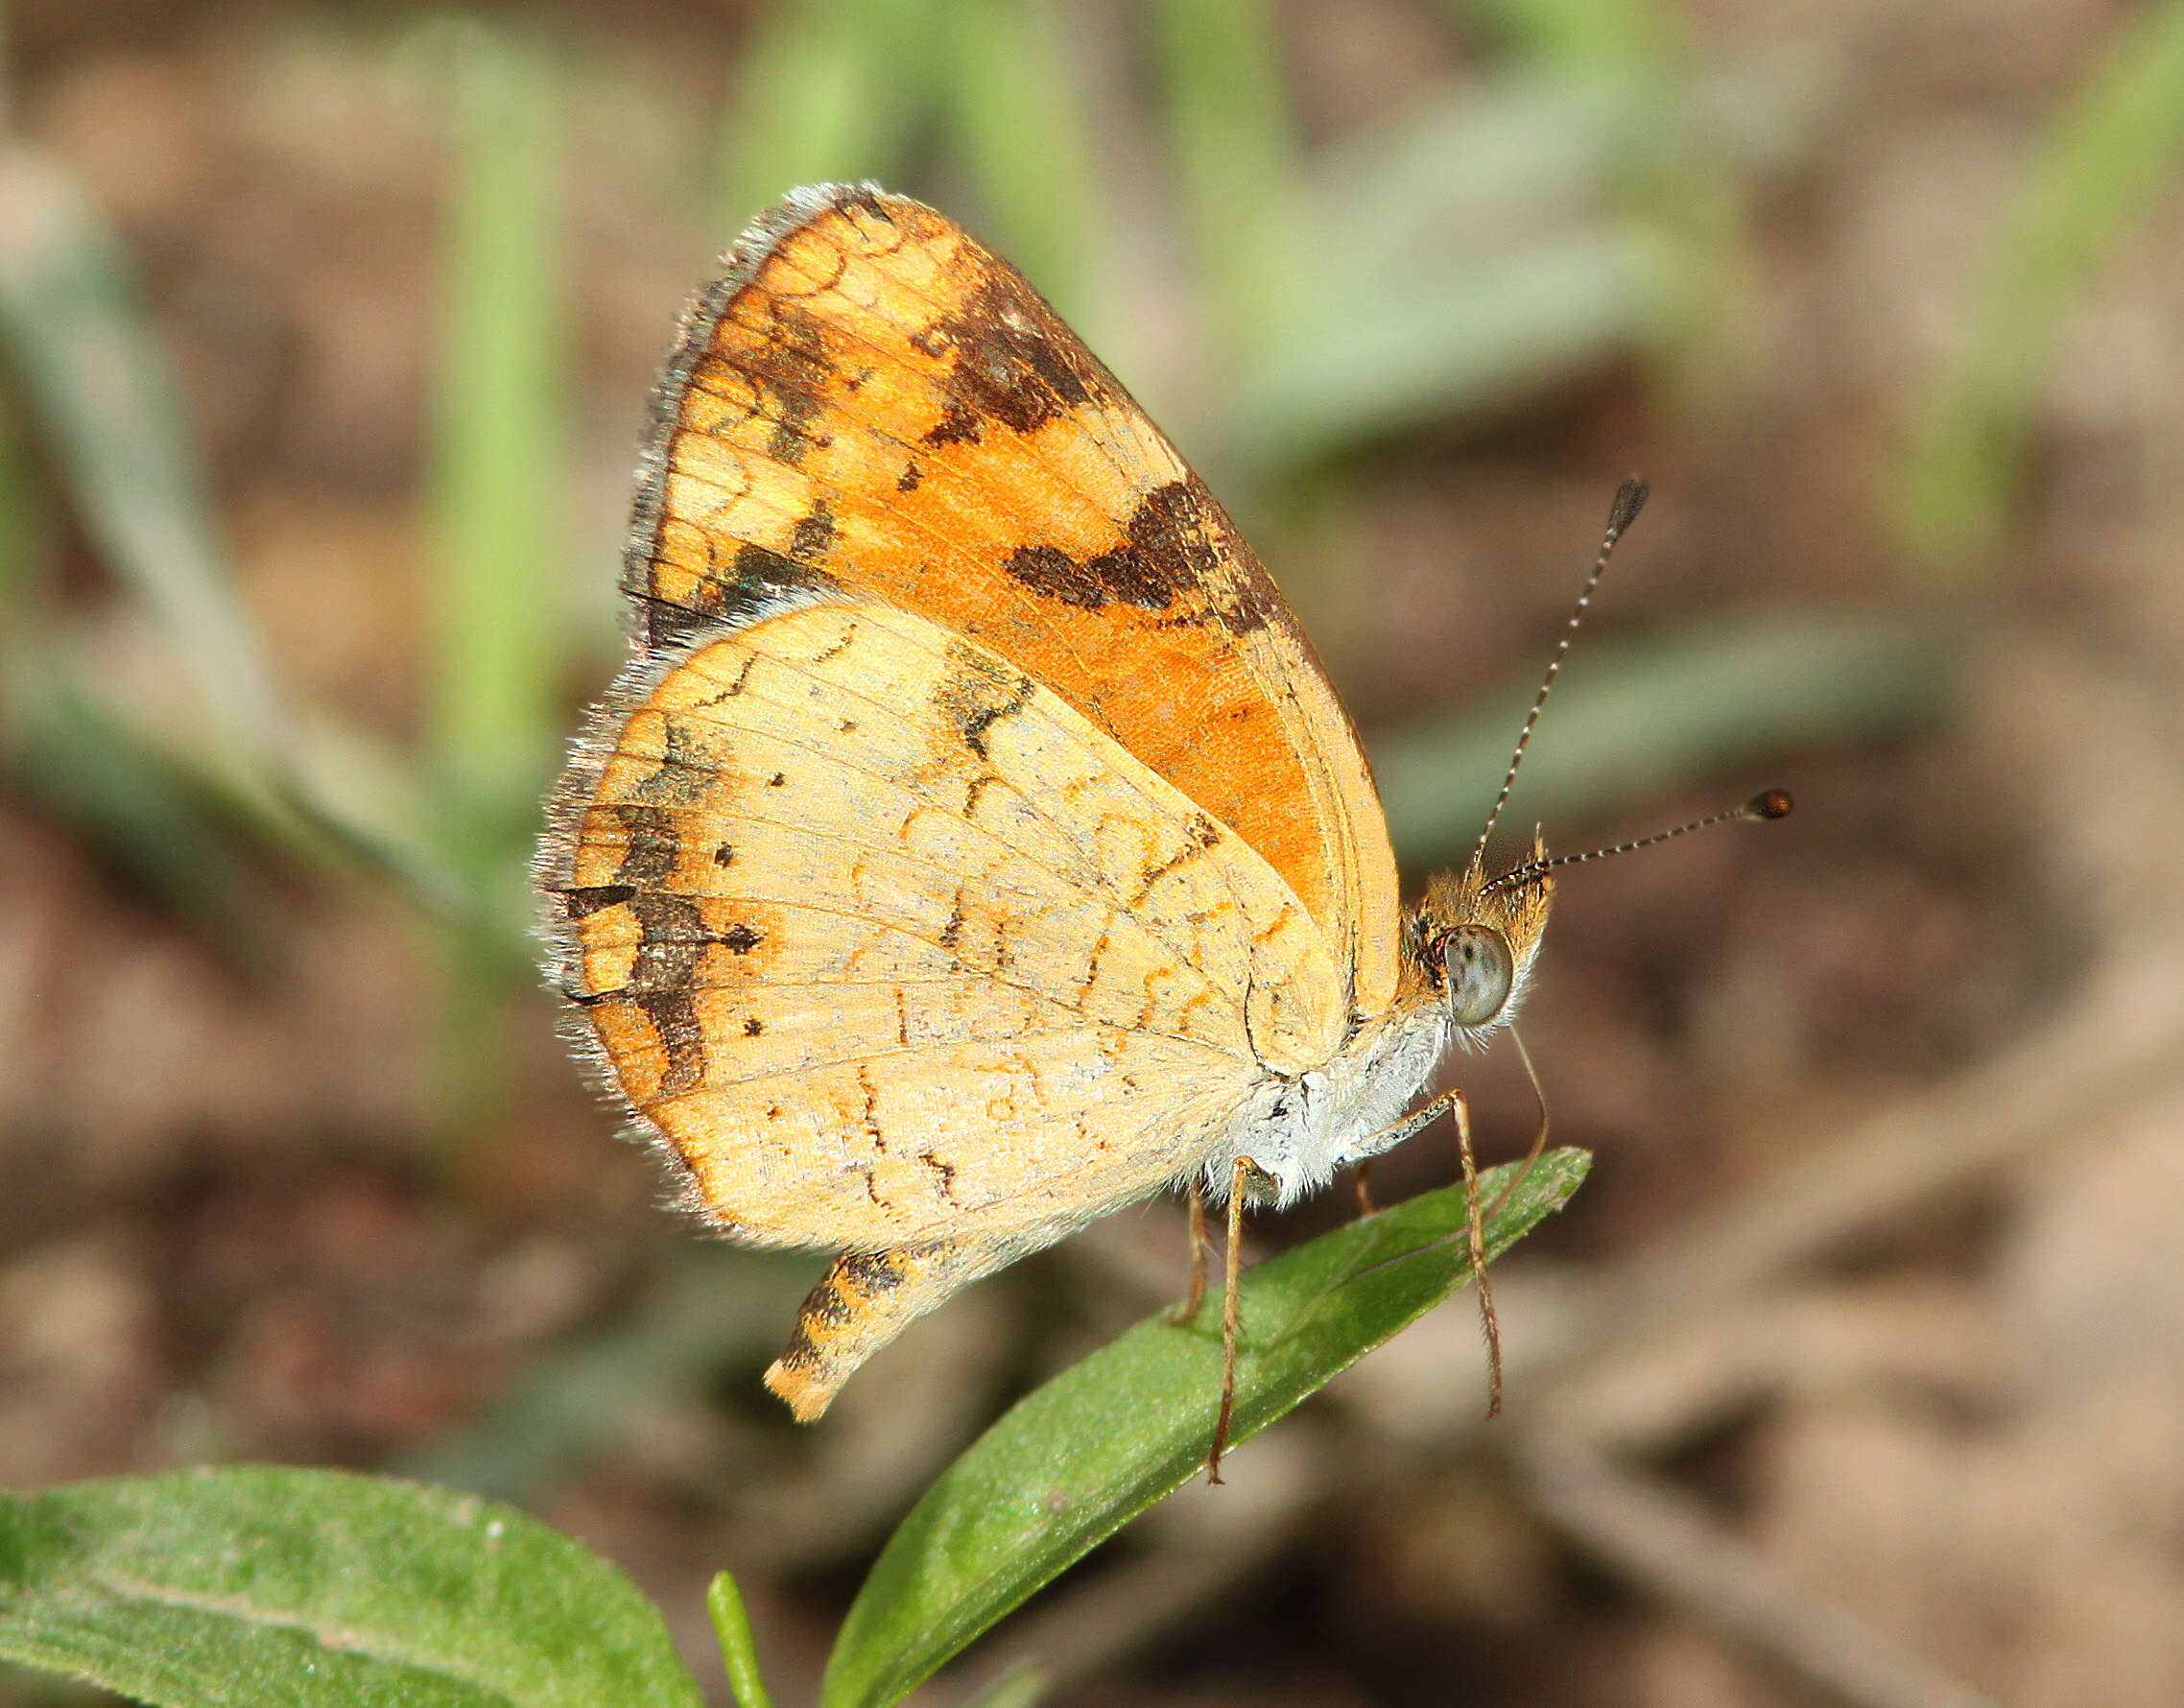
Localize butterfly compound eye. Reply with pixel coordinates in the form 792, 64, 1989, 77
1442, 925, 1514, 1029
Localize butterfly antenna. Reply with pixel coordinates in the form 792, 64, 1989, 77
1473, 478, 1650, 866
1484, 789, 1794, 895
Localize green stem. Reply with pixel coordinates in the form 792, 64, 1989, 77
708, 1573, 779, 1708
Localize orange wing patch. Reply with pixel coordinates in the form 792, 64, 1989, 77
625, 184, 1400, 1013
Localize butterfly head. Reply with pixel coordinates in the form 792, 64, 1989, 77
1404, 837, 1555, 1041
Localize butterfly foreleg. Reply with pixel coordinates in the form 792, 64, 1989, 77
1173, 1178, 1210, 1324
1344, 1085, 1507, 1417
1206, 1152, 1255, 1484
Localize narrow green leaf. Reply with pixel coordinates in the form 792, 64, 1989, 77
0, 138, 481, 937
707, 1574, 777, 1708
958, 1665, 1046, 1708
822, 1150, 1589, 1708
1151, 0, 1305, 359
0, 145, 281, 749
1235, 226, 1665, 470
416, 23, 574, 1145
0, 1467, 703, 1708
717, 0, 941, 237
939, 0, 1102, 334
425, 21, 568, 889
8, 675, 273, 965
1896, 0, 2184, 577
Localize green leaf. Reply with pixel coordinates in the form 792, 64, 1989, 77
822, 1149, 1589, 1708
0, 138, 481, 941
0, 1467, 703, 1707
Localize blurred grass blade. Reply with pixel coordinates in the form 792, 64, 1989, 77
0, 138, 476, 934
1152, 0, 1305, 358
1372, 617, 1955, 867
1308, 78, 1630, 285
820, 1151, 1589, 1708
958, 1666, 1047, 1708
0, 145, 282, 749
0, 1467, 704, 1706
718, 0, 941, 236
1468, 0, 1679, 67
1238, 227, 1666, 470
7, 671, 273, 965
1896, 0, 2184, 578
708, 1574, 778, 1708
940, 0, 1103, 331
426, 22, 568, 898
417, 23, 574, 1146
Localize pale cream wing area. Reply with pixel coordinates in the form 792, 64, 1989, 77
543, 590, 1348, 1252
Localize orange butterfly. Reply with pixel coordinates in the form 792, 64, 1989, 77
540, 184, 1633, 1475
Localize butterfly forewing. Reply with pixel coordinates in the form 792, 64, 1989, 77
627, 184, 1401, 1013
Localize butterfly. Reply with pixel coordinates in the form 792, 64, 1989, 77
535, 183, 1759, 1476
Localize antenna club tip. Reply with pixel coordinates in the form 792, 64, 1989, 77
1747, 788, 1794, 821
1608, 477, 1649, 534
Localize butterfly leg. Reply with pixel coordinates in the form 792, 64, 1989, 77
1207, 1153, 1255, 1484
1448, 1088, 1504, 1418
1172, 1179, 1210, 1324
1353, 1158, 1377, 1216
1348, 1087, 1505, 1417
763, 1239, 1010, 1421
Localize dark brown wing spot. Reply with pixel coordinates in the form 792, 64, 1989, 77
612, 803, 681, 889
922, 397, 983, 446
841, 1250, 906, 1293
632, 717, 728, 806
916, 1151, 961, 1205
914, 273, 1096, 440
1002, 544, 1102, 608
717, 542, 809, 619
730, 297, 832, 466
562, 884, 634, 917
936, 643, 1035, 760
790, 496, 836, 561
1000, 481, 1234, 614
624, 889, 707, 1098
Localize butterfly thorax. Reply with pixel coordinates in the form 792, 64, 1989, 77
1199, 846, 1554, 1210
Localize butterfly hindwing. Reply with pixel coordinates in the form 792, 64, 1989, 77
542, 589, 1346, 1251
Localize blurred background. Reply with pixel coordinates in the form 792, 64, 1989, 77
4, 0, 2183, 1703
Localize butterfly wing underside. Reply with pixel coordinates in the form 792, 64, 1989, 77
626, 182, 1403, 1016
545, 589, 1344, 1250
541, 591, 1347, 1414
544, 184, 1401, 1418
